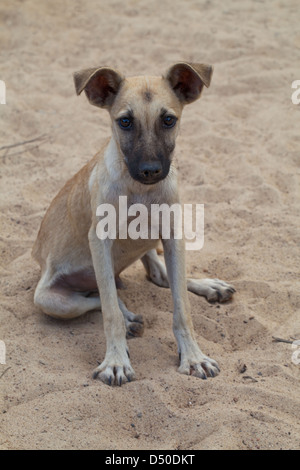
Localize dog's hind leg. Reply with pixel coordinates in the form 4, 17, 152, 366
141, 249, 169, 288
34, 270, 145, 334
33, 265, 102, 319
34, 284, 101, 319
142, 249, 235, 302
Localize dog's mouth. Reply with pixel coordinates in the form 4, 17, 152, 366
131, 172, 168, 185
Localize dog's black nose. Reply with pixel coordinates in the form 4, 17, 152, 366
138, 161, 162, 183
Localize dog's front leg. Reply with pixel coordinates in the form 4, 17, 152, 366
88, 227, 135, 386
162, 237, 220, 379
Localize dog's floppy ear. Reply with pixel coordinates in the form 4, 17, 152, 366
73, 67, 124, 108
165, 62, 213, 104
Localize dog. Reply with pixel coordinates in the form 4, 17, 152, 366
32, 62, 235, 386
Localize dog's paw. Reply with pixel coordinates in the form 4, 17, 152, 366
178, 354, 220, 379
125, 314, 144, 338
93, 350, 136, 386
188, 278, 235, 303
118, 299, 144, 338
126, 319, 144, 338
206, 279, 236, 302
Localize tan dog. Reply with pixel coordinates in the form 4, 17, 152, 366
32, 62, 235, 386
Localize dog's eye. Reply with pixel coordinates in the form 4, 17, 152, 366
163, 115, 177, 128
118, 117, 133, 129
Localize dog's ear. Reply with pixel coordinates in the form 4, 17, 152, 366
165, 62, 213, 104
73, 67, 124, 108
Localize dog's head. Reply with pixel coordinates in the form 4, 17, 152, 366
74, 62, 213, 185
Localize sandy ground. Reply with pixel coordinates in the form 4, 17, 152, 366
0, 0, 300, 450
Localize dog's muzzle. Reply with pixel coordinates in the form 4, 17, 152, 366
126, 159, 170, 185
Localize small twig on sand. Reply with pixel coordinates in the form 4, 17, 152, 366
0, 367, 11, 380
3, 144, 46, 158
242, 375, 258, 383
0, 135, 49, 161
272, 336, 297, 344
0, 134, 48, 152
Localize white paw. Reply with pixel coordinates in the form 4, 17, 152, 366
177, 338, 220, 379
178, 353, 220, 379
188, 278, 236, 302
92, 349, 136, 386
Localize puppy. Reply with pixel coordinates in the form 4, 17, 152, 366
32, 62, 235, 386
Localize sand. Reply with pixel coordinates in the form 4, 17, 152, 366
0, 0, 299, 450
